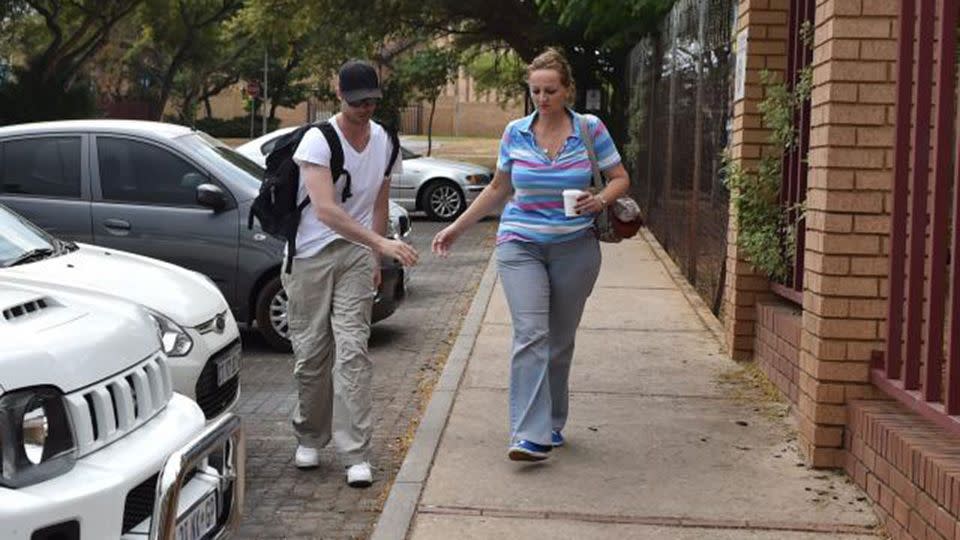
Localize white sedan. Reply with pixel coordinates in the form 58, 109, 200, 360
0, 204, 241, 420
237, 126, 494, 221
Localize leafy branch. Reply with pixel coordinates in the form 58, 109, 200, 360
723, 22, 812, 282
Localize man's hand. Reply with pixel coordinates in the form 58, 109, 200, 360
378, 238, 419, 267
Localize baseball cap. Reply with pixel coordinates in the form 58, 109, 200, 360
338, 60, 382, 103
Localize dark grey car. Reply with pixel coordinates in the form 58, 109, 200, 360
0, 120, 410, 351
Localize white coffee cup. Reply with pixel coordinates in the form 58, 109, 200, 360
562, 189, 586, 217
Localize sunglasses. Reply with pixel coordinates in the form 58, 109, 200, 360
347, 98, 380, 108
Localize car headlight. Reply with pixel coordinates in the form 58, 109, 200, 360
464, 173, 491, 185
0, 386, 77, 488
146, 308, 194, 357
386, 216, 400, 239
386, 206, 411, 239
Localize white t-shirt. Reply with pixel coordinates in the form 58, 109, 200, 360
291, 115, 402, 259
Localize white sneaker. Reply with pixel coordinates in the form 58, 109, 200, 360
294, 445, 320, 469
346, 462, 373, 488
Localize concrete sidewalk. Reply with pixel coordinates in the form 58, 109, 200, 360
372, 233, 881, 539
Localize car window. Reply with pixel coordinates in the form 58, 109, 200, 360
0, 137, 82, 198
0, 206, 56, 266
97, 137, 207, 206
401, 146, 420, 160
258, 128, 297, 156
260, 138, 279, 156
180, 132, 263, 191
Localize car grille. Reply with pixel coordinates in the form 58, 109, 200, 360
122, 473, 158, 533
122, 468, 199, 534
195, 340, 241, 419
64, 352, 172, 458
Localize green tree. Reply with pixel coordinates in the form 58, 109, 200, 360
122, 0, 245, 121
463, 46, 526, 106
394, 46, 459, 155
230, 0, 411, 128
313, 0, 673, 138
0, 0, 142, 122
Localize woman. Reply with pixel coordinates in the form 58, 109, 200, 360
432, 48, 631, 461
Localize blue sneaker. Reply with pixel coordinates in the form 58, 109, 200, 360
508, 439, 551, 461
551, 430, 565, 447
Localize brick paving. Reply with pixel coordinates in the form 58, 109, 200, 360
234, 218, 497, 539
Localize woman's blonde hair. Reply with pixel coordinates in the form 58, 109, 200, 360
526, 47, 576, 103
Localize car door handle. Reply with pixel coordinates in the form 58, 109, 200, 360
103, 218, 131, 234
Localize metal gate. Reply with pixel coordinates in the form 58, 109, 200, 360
871, 0, 960, 434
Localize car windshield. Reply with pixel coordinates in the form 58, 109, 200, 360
401, 146, 421, 160
0, 206, 60, 267
179, 132, 265, 189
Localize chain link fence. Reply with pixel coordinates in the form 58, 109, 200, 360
624, 0, 736, 315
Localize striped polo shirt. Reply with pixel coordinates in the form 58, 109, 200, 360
496, 109, 621, 245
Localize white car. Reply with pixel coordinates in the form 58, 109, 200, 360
0, 204, 241, 420
0, 282, 244, 539
237, 127, 493, 221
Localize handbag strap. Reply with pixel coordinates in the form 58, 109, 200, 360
579, 114, 606, 190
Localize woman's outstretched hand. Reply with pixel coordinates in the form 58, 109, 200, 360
432, 225, 463, 258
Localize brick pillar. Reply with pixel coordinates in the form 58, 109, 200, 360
798, 0, 896, 468
722, 0, 789, 360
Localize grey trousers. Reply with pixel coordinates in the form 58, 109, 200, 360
496, 233, 601, 447
281, 239, 376, 466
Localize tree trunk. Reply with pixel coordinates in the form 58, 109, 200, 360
204, 97, 212, 118
427, 97, 437, 156
154, 46, 189, 120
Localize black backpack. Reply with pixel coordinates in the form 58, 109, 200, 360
247, 120, 400, 273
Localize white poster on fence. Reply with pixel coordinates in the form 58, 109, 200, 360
734, 30, 748, 101
585, 89, 601, 111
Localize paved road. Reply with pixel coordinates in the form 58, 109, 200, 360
235, 217, 497, 539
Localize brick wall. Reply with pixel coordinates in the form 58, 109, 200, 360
846, 401, 960, 540
755, 301, 802, 405
413, 96, 523, 138
722, 0, 789, 361
795, 0, 897, 468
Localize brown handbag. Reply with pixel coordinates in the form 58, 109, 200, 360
579, 115, 643, 243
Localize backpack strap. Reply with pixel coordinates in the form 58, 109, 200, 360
376, 120, 401, 177
317, 121, 351, 202
283, 197, 312, 274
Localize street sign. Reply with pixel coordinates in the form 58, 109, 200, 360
246, 80, 260, 98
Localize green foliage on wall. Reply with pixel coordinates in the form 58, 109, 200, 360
723, 23, 812, 282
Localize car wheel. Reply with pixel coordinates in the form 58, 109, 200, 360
422, 180, 465, 221
255, 275, 292, 352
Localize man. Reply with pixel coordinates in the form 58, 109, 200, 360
283, 60, 418, 487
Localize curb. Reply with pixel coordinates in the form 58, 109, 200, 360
639, 229, 727, 347
370, 251, 500, 540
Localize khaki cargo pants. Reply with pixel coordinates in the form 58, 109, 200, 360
281, 239, 376, 466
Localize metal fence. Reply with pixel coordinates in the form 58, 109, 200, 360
399, 105, 423, 135
871, 0, 960, 435
625, 0, 736, 314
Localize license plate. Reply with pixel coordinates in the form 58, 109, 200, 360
175, 489, 218, 540
216, 347, 241, 386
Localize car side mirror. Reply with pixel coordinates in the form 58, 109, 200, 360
196, 183, 227, 211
